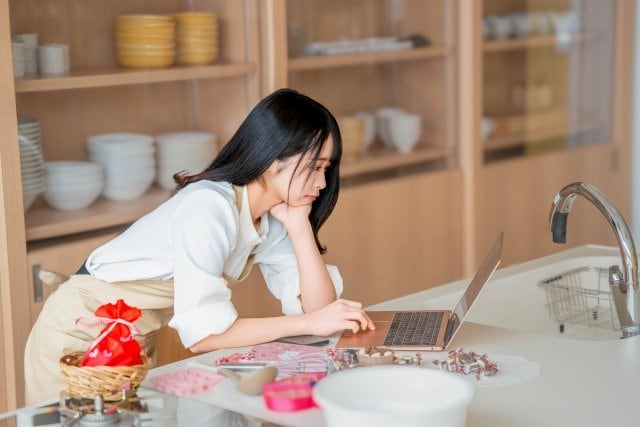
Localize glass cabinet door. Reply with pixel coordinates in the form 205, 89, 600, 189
481, 0, 615, 162
285, 0, 458, 178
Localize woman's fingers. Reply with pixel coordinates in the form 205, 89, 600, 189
343, 308, 376, 331
321, 299, 376, 333
333, 299, 377, 331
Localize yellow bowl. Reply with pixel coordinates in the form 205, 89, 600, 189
174, 12, 216, 23
116, 27, 175, 38
117, 47, 175, 56
117, 42, 175, 50
177, 46, 217, 54
176, 27, 216, 36
116, 23, 175, 32
177, 38, 215, 47
117, 14, 174, 23
177, 39, 217, 49
176, 50, 217, 65
115, 34, 175, 45
177, 21, 217, 29
118, 53, 175, 68
116, 21, 175, 30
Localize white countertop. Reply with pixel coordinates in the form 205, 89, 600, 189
142, 244, 640, 426
142, 321, 639, 426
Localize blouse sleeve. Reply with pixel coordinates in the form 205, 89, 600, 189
255, 218, 344, 315
167, 189, 240, 348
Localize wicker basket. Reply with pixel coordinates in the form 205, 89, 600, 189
59, 352, 150, 401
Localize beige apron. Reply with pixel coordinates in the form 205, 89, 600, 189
24, 185, 254, 405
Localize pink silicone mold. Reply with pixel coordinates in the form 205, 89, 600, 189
150, 368, 225, 396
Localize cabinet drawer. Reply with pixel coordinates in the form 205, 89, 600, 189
26, 227, 125, 327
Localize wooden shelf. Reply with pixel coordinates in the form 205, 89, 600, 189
25, 186, 172, 241
340, 146, 448, 177
484, 122, 599, 151
24, 148, 448, 241
288, 46, 450, 71
14, 62, 257, 93
483, 32, 591, 53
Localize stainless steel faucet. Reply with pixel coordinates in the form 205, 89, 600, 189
549, 182, 639, 337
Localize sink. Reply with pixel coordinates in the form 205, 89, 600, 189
467, 256, 621, 340
369, 245, 625, 340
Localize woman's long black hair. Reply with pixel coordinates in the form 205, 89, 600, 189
175, 88, 342, 254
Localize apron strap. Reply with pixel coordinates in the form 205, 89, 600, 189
224, 185, 256, 285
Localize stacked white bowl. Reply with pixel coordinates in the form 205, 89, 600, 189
87, 133, 155, 200
37, 43, 70, 76
18, 134, 45, 211
44, 161, 104, 210
11, 40, 26, 78
155, 131, 217, 190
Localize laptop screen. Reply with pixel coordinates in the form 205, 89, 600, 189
445, 232, 503, 345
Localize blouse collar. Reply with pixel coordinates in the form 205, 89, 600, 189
238, 185, 269, 245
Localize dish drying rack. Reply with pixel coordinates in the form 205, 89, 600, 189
538, 266, 621, 332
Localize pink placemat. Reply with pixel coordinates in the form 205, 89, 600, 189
150, 368, 225, 396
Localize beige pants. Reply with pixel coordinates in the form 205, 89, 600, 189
24, 274, 174, 405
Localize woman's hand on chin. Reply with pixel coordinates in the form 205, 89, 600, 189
269, 202, 312, 232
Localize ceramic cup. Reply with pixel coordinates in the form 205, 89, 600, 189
510, 13, 532, 38
529, 11, 553, 35
11, 41, 26, 78
375, 107, 405, 148
481, 117, 496, 141
13, 33, 39, 74
487, 15, 514, 40
388, 112, 422, 154
38, 43, 70, 75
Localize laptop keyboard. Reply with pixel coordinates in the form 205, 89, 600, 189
383, 311, 443, 347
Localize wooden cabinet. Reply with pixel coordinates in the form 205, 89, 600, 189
473, 0, 634, 266
0, 0, 634, 411
267, 0, 459, 176
11, 0, 261, 242
1, 0, 263, 409
259, 0, 468, 304
481, 0, 616, 159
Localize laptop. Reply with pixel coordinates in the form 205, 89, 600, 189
336, 232, 503, 351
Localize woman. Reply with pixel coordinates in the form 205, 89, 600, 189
24, 88, 374, 404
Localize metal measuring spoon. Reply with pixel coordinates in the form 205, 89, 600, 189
217, 366, 278, 395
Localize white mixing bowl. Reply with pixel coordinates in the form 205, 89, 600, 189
313, 365, 474, 427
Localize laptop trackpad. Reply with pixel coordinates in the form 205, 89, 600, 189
341, 321, 389, 337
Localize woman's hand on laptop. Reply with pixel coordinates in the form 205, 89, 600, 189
304, 299, 375, 336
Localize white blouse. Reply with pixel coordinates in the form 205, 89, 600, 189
86, 180, 343, 347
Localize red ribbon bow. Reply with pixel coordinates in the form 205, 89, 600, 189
80, 299, 143, 367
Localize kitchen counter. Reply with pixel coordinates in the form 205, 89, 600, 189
146, 244, 639, 426
140, 321, 639, 427
4, 245, 638, 426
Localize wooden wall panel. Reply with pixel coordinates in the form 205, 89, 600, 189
322, 170, 464, 306
476, 144, 626, 268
